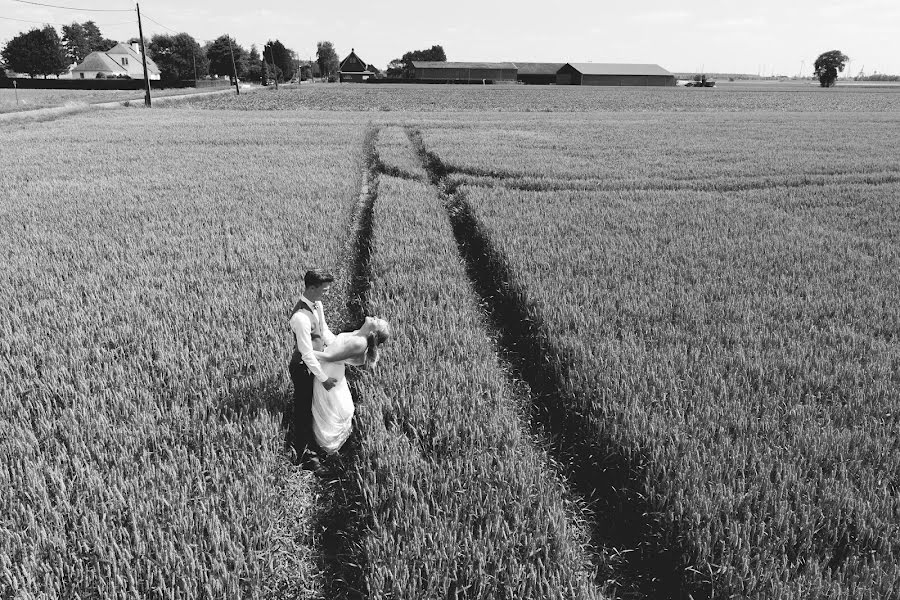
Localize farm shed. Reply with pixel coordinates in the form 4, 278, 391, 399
556, 63, 675, 86
339, 49, 378, 82
71, 42, 160, 80
411, 61, 518, 83
514, 62, 565, 85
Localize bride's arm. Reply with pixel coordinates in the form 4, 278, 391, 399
314, 337, 367, 363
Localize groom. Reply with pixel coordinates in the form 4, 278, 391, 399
288, 269, 339, 469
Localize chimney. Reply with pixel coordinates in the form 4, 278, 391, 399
132, 41, 141, 55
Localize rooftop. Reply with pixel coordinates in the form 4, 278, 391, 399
564, 63, 673, 76
412, 61, 518, 70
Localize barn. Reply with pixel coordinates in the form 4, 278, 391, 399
411, 62, 518, 83
514, 63, 565, 85
556, 63, 676, 86
339, 49, 378, 82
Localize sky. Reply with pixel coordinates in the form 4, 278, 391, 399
2, 0, 899, 76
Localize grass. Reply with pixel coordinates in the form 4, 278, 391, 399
3, 84, 898, 599
351, 157, 604, 598
0, 84, 234, 114
402, 112, 900, 598
167, 82, 900, 112
0, 108, 367, 598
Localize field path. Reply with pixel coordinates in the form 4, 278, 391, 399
307, 125, 384, 599
0, 86, 244, 124
404, 126, 707, 600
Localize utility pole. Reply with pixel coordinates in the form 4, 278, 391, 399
136, 2, 151, 107
192, 51, 197, 86
265, 42, 278, 90
227, 35, 240, 94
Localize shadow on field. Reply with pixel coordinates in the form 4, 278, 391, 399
406, 126, 710, 600
312, 123, 382, 600
216, 126, 381, 600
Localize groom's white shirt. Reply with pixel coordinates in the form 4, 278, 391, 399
290, 294, 336, 382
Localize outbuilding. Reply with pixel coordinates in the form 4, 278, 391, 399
514, 63, 565, 85
339, 49, 378, 82
411, 61, 518, 83
556, 63, 675, 86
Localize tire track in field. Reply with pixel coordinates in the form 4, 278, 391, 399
311, 125, 381, 600
406, 126, 707, 600
447, 164, 900, 194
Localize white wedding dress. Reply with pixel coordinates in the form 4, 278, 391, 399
312, 333, 360, 454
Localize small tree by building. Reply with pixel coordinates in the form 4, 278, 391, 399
814, 50, 849, 87
316, 41, 339, 80
386, 45, 446, 79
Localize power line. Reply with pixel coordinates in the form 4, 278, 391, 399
0, 14, 133, 26
10, 0, 132, 12
140, 12, 178, 34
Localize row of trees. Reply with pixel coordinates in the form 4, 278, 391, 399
0, 21, 304, 83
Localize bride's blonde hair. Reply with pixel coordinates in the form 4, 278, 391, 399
365, 318, 391, 368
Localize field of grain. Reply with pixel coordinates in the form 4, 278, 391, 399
0, 83, 234, 114
394, 111, 899, 598
3, 85, 899, 599
170, 81, 900, 112
0, 108, 369, 598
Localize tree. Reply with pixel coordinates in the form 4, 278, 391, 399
316, 41, 339, 79
245, 44, 263, 83
62, 21, 117, 65
61, 23, 89, 64
1, 26, 67, 78
82, 21, 116, 52
813, 50, 849, 87
206, 35, 248, 82
264, 39, 294, 82
148, 33, 208, 82
385, 45, 446, 79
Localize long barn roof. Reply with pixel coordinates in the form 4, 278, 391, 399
514, 62, 565, 75
412, 61, 518, 70
565, 63, 673, 76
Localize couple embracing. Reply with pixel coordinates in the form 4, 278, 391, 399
288, 269, 391, 469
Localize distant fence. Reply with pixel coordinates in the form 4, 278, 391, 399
0, 78, 233, 90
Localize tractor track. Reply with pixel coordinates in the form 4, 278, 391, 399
406, 126, 710, 600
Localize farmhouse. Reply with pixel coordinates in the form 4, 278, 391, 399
339, 49, 379, 82
411, 61, 518, 83
514, 63, 565, 85
556, 63, 675, 86
71, 42, 160, 80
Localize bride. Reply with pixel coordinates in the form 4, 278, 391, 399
311, 316, 391, 454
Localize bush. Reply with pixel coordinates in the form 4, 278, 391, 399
96, 72, 106, 79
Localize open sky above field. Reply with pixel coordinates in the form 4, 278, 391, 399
1, 0, 899, 76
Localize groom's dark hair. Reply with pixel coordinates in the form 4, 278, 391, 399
304, 269, 334, 288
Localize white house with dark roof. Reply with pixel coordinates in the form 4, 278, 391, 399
71, 42, 160, 80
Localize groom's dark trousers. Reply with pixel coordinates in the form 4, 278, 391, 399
288, 351, 317, 458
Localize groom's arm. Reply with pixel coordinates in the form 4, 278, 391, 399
290, 313, 329, 382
